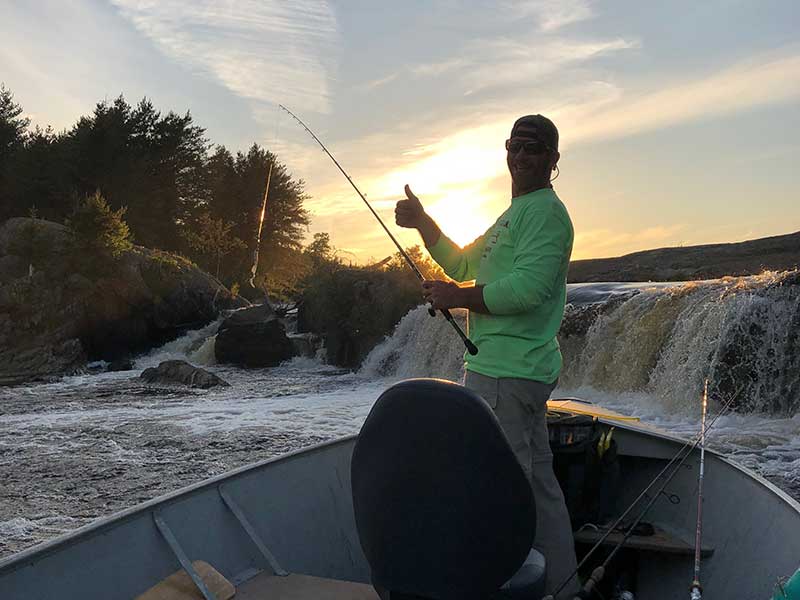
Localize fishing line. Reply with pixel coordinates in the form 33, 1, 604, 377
278, 103, 478, 355
546, 386, 741, 600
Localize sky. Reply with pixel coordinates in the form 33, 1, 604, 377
2, 0, 799, 262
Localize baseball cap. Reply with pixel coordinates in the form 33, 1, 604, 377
510, 115, 559, 151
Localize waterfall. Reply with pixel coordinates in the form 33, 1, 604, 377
560, 271, 799, 414
360, 305, 467, 382
362, 270, 800, 415
133, 319, 222, 369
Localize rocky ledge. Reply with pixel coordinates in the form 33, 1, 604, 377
0, 218, 247, 385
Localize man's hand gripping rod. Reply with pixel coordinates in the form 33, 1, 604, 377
279, 104, 477, 355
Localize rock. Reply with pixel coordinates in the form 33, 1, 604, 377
0, 217, 73, 257
107, 358, 134, 372
289, 333, 320, 358
140, 360, 229, 388
0, 217, 249, 385
0, 255, 27, 283
0, 338, 86, 386
214, 304, 296, 367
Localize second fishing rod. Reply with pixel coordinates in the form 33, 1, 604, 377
279, 104, 478, 356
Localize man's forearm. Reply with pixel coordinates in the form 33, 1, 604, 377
457, 284, 490, 314
418, 214, 442, 248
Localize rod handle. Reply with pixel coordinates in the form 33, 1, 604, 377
440, 308, 479, 355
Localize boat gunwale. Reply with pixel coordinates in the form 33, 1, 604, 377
575, 406, 800, 516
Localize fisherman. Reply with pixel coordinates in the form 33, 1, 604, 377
395, 114, 578, 598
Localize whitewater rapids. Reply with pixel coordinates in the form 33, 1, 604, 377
1, 273, 798, 558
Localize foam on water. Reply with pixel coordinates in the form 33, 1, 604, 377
134, 318, 223, 369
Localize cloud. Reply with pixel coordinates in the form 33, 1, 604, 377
556, 50, 800, 145
307, 47, 800, 261
410, 58, 468, 77
356, 72, 400, 92
461, 37, 638, 93
110, 0, 339, 116
506, 0, 595, 32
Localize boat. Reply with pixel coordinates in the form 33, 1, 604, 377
1, 378, 799, 600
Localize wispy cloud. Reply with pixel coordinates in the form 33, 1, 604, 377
362, 35, 636, 98
506, 0, 595, 32
461, 37, 638, 93
556, 50, 800, 145
410, 58, 467, 77
355, 72, 400, 92
110, 0, 340, 116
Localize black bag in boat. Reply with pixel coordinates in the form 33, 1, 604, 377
549, 413, 621, 529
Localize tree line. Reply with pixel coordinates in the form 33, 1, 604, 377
0, 84, 317, 296
0, 84, 448, 302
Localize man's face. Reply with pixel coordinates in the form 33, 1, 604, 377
506, 125, 556, 192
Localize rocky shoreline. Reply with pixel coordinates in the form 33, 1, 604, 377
0, 218, 247, 385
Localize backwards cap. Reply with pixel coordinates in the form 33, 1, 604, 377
510, 114, 559, 151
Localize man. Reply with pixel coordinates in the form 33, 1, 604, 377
395, 114, 578, 599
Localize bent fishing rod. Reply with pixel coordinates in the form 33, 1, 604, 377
279, 104, 478, 356
545, 385, 740, 600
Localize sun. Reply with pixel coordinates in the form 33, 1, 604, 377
426, 191, 497, 248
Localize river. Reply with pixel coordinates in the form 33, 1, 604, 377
1, 273, 798, 559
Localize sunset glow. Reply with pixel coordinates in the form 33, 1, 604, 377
3, 1, 797, 263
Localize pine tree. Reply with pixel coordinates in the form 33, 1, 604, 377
0, 84, 31, 220
68, 191, 133, 261
182, 213, 246, 279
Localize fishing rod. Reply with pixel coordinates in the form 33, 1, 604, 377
278, 104, 478, 356
545, 385, 740, 600
249, 160, 273, 288
690, 381, 709, 600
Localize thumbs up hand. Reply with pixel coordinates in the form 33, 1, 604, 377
395, 184, 427, 229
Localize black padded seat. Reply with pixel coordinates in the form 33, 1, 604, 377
351, 378, 545, 600
496, 548, 547, 599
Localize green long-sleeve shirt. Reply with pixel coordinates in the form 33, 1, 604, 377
427, 187, 573, 383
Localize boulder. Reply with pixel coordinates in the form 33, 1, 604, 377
140, 360, 229, 388
0, 217, 249, 385
107, 358, 135, 372
288, 333, 320, 358
0, 338, 86, 386
214, 304, 297, 367
0, 255, 27, 283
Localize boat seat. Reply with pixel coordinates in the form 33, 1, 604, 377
352, 378, 544, 600
494, 548, 547, 599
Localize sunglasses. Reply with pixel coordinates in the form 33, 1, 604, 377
505, 139, 551, 155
